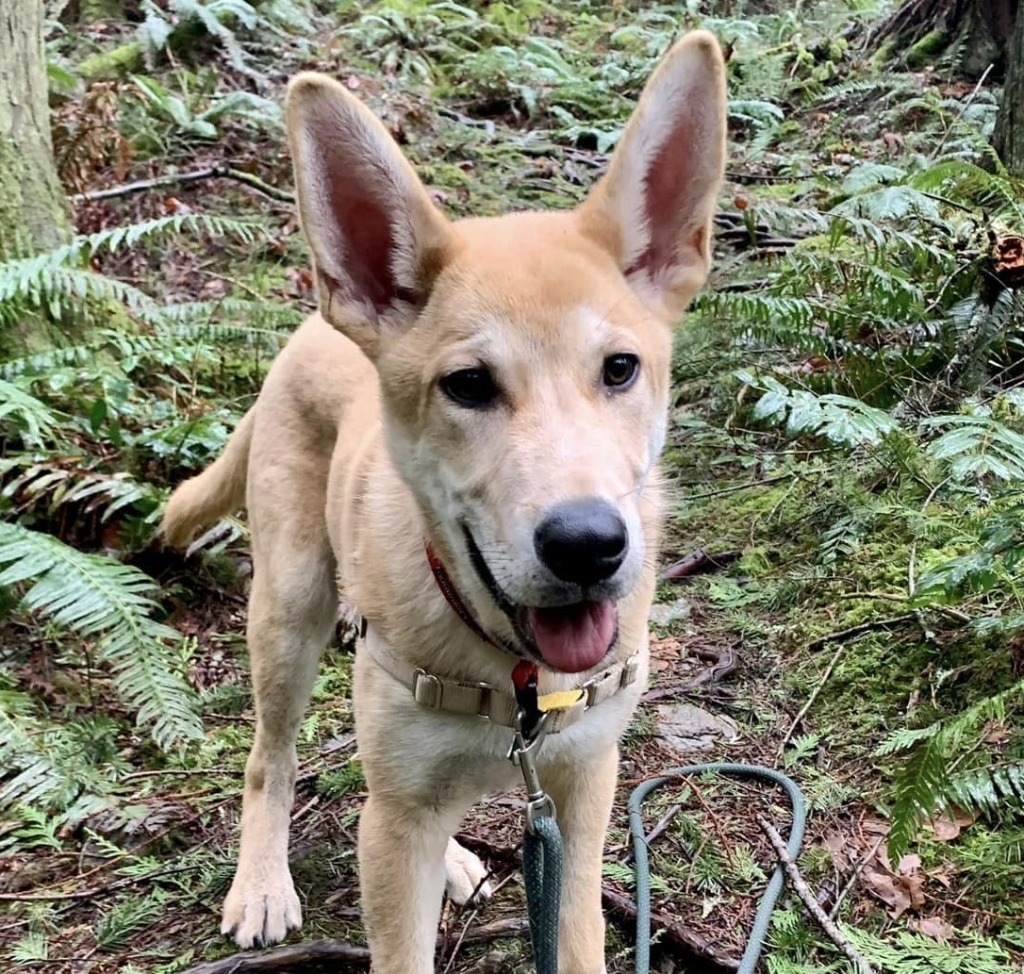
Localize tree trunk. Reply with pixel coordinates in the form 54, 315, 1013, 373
867, 0, 1012, 79
0, 0, 71, 262
993, 3, 1024, 174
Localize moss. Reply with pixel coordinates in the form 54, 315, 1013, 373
905, 30, 949, 69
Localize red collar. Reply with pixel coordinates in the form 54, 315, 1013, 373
425, 541, 500, 648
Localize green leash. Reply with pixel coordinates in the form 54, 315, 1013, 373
629, 763, 807, 974
520, 759, 807, 974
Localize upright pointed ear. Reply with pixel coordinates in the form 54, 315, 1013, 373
285, 74, 455, 358
579, 31, 727, 323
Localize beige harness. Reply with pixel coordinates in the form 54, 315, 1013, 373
366, 642, 641, 733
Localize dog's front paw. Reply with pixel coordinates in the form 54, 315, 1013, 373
445, 837, 492, 905
221, 872, 302, 948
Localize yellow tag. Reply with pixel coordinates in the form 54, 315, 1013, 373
537, 689, 586, 712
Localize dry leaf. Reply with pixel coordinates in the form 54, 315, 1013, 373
927, 809, 974, 842
910, 915, 954, 941
862, 853, 926, 918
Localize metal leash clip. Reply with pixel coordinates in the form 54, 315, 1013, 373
508, 660, 556, 833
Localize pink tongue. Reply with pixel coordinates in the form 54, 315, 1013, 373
526, 601, 616, 673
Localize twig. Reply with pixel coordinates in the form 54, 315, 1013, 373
68, 166, 295, 205
684, 470, 814, 500
644, 802, 685, 849
756, 816, 876, 974
828, 833, 886, 920
178, 919, 530, 974
659, 549, 742, 581
806, 613, 917, 652
931, 64, 994, 161
0, 863, 203, 903
778, 635, 859, 757
780, 614, 918, 753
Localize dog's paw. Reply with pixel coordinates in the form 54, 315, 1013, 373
445, 837, 492, 905
221, 873, 302, 948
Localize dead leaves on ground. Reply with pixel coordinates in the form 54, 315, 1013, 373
820, 810, 976, 935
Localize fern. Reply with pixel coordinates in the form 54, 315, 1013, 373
0, 378, 62, 446
922, 414, 1024, 483
736, 372, 897, 447
0, 214, 268, 329
0, 522, 203, 750
881, 679, 1024, 860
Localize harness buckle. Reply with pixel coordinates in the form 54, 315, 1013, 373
412, 669, 443, 709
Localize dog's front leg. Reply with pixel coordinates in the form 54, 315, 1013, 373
545, 745, 619, 974
358, 794, 457, 974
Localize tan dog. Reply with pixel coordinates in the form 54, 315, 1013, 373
163, 29, 725, 974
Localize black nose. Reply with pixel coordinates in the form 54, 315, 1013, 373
534, 498, 629, 587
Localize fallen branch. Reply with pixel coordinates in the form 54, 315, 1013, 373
601, 885, 739, 972
68, 166, 295, 205
807, 613, 917, 652
756, 816, 876, 974
659, 549, 742, 581
179, 919, 530, 974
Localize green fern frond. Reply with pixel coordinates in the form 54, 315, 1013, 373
922, 415, 1024, 482
5, 463, 160, 522
0, 523, 202, 750
0, 261, 162, 322
886, 679, 1024, 859
946, 761, 1024, 817
911, 160, 1022, 221
887, 734, 949, 861
0, 378, 62, 446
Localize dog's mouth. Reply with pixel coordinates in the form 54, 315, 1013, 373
462, 525, 618, 673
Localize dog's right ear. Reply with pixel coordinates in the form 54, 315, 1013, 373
286, 74, 455, 359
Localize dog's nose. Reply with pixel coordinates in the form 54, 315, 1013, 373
534, 499, 628, 587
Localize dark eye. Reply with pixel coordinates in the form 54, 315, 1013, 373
440, 368, 499, 408
602, 353, 640, 390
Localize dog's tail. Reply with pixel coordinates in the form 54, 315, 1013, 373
162, 407, 255, 549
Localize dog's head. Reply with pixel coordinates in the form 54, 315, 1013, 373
286, 32, 726, 673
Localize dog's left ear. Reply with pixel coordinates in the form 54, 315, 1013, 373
579, 31, 727, 323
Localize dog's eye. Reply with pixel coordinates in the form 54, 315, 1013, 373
603, 354, 640, 390
440, 368, 499, 408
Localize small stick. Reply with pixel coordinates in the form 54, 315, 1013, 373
777, 637, 852, 757
828, 833, 885, 920
68, 165, 295, 205
644, 801, 684, 848
756, 816, 876, 974
806, 613, 917, 652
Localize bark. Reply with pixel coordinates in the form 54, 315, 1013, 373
993, 2, 1024, 174
0, 0, 71, 261
867, 0, 1012, 79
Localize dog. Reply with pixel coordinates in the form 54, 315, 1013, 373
162, 29, 726, 974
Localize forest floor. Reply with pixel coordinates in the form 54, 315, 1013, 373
2, 2, 1023, 973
